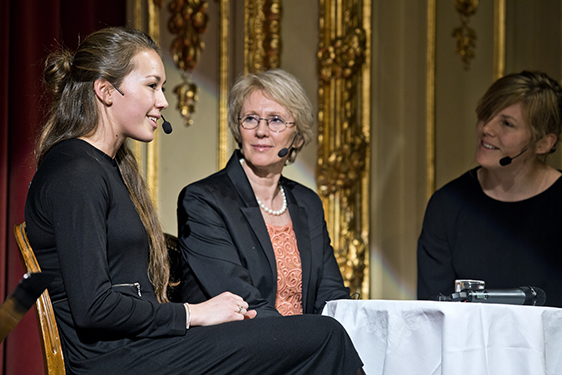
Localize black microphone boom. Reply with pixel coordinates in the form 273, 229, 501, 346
278, 133, 298, 158
161, 115, 173, 134
499, 145, 530, 166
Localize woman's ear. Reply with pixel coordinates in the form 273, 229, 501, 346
295, 133, 305, 149
535, 133, 558, 155
94, 79, 113, 106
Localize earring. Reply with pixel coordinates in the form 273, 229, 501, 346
108, 99, 112, 104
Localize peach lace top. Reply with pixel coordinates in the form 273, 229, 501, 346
265, 222, 303, 316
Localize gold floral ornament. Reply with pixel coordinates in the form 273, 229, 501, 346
316, 140, 367, 196
316, 133, 368, 294
317, 15, 369, 296
452, 0, 478, 70
318, 28, 366, 82
168, 0, 209, 126
245, 0, 282, 74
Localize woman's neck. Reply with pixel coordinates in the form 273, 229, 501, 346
79, 124, 124, 159
477, 161, 561, 201
240, 158, 291, 225
240, 159, 280, 200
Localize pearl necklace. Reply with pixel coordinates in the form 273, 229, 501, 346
255, 186, 287, 216
240, 158, 288, 216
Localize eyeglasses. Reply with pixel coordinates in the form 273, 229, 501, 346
238, 115, 295, 133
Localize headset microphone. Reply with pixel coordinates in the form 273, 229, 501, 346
278, 132, 298, 158
499, 145, 531, 166
161, 115, 173, 134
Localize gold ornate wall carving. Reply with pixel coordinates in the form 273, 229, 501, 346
218, 0, 230, 169
452, 0, 479, 70
493, 0, 505, 80
317, 0, 370, 298
244, 0, 281, 74
168, 0, 209, 126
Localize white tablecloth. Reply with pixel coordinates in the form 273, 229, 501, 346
323, 299, 562, 375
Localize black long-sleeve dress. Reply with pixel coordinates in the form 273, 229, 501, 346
417, 167, 562, 307
25, 139, 362, 375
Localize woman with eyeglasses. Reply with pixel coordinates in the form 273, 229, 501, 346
177, 69, 351, 318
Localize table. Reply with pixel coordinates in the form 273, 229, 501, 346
323, 299, 562, 375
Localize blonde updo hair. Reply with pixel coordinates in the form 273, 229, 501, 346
227, 69, 314, 164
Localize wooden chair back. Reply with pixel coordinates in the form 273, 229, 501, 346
164, 233, 183, 302
14, 223, 66, 375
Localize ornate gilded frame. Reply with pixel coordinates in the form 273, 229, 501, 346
243, 0, 281, 74
493, 0, 505, 81
218, 0, 230, 169
317, 0, 371, 298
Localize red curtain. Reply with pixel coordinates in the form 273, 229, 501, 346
1, 1, 126, 374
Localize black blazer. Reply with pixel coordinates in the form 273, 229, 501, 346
177, 150, 349, 317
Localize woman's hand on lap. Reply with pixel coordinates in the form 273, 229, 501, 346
190, 292, 256, 326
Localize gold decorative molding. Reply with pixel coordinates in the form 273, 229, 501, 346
168, 0, 209, 126
493, 0, 505, 81
317, 0, 370, 298
218, 0, 230, 169
452, 0, 479, 70
427, 0, 436, 199
244, 0, 281, 74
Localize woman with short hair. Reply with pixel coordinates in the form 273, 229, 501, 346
178, 69, 351, 317
417, 71, 562, 307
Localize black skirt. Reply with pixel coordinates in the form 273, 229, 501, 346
67, 314, 363, 375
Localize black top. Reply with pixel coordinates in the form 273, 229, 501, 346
417, 167, 562, 307
177, 150, 350, 317
25, 139, 185, 365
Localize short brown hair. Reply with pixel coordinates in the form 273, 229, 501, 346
476, 71, 562, 156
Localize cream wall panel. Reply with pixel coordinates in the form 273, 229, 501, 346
158, 1, 221, 235
435, 0, 494, 190
505, 0, 562, 170
506, 0, 561, 79
279, 1, 319, 192
370, 0, 428, 300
